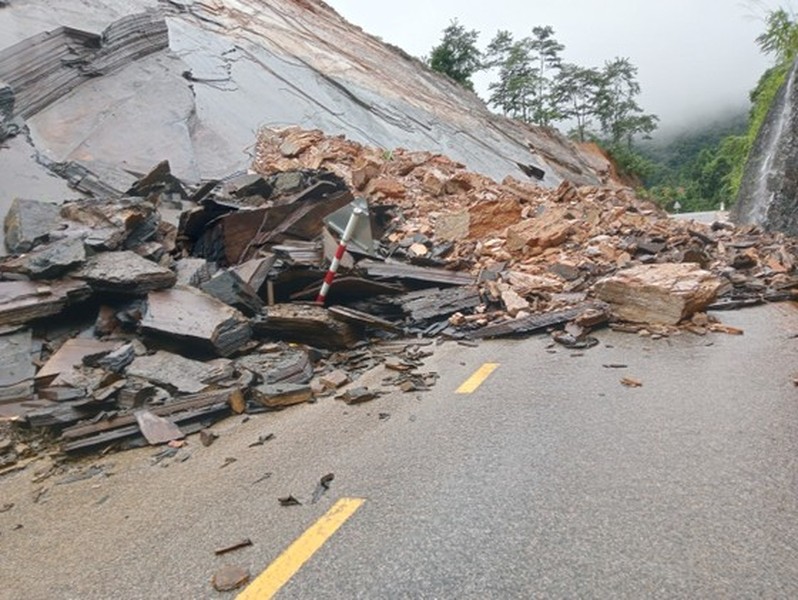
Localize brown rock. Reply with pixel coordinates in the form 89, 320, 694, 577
506, 209, 572, 252
228, 389, 246, 414
366, 177, 405, 198
320, 370, 350, 390
351, 156, 381, 190
435, 210, 469, 241
0, 280, 91, 328
421, 168, 448, 196
500, 287, 530, 317
408, 243, 428, 257
212, 565, 250, 592
506, 271, 564, 295
444, 171, 483, 195
468, 199, 522, 239
252, 383, 312, 408
200, 429, 218, 447
554, 180, 580, 203
278, 129, 320, 157
593, 263, 724, 325
134, 410, 184, 445
59, 197, 160, 251
253, 303, 361, 350
35, 338, 120, 388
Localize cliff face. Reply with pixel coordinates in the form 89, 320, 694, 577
733, 58, 798, 235
0, 0, 614, 198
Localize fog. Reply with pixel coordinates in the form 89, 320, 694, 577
327, 0, 795, 137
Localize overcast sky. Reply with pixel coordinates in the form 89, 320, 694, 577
327, 0, 794, 137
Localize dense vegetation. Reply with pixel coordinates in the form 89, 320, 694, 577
426, 8, 798, 212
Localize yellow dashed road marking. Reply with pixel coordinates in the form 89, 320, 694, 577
237, 497, 365, 600
456, 363, 500, 394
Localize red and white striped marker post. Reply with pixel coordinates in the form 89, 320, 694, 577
316, 204, 366, 305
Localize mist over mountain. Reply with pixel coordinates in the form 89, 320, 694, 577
327, 0, 781, 134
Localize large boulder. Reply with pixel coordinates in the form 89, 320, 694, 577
593, 263, 725, 325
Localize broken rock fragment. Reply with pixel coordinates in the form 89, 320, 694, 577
0, 280, 91, 327
141, 286, 251, 357
4, 198, 60, 253
467, 199, 522, 239
35, 338, 120, 388
75, 251, 176, 294
500, 287, 529, 317
200, 269, 263, 317
134, 409, 184, 445
59, 197, 161, 251
0, 238, 86, 280
253, 303, 360, 350
126, 351, 233, 395
0, 328, 34, 404
506, 208, 572, 252
593, 263, 725, 326
435, 209, 469, 241
211, 565, 250, 592
252, 383, 313, 408
337, 386, 378, 405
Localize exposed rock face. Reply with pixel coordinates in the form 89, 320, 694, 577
0, 0, 617, 229
733, 58, 798, 235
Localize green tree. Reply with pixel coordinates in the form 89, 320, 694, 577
485, 31, 538, 120
595, 57, 658, 147
428, 19, 482, 90
528, 26, 565, 125
552, 63, 602, 141
485, 27, 565, 126
756, 7, 798, 65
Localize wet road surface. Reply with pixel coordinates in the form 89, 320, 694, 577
1, 303, 797, 599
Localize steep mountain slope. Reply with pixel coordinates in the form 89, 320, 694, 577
0, 0, 613, 202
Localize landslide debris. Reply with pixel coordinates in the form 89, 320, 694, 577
1, 127, 796, 462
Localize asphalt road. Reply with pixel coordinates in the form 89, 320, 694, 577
2, 303, 798, 599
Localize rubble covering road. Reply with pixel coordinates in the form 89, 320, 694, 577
1, 127, 797, 470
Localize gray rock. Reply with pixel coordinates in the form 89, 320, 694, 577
174, 257, 216, 287
127, 350, 233, 394
4, 198, 60, 253
200, 269, 263, 316
141, 286, 251, 357
75, 251, 176, 294
0, 328, 34, 403
2, 238, 85, 279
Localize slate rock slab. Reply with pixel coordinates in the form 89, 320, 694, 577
126, 350, 233, 394
1, 238, 86, 279
0, 279, 92, 327
141, 286, 251, 357
75, 251, 176, 294
4, 198, 60, 253
0, 328, 34, 404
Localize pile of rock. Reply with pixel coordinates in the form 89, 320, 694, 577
1, 126, 796, 458
254, 127, 798, 326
